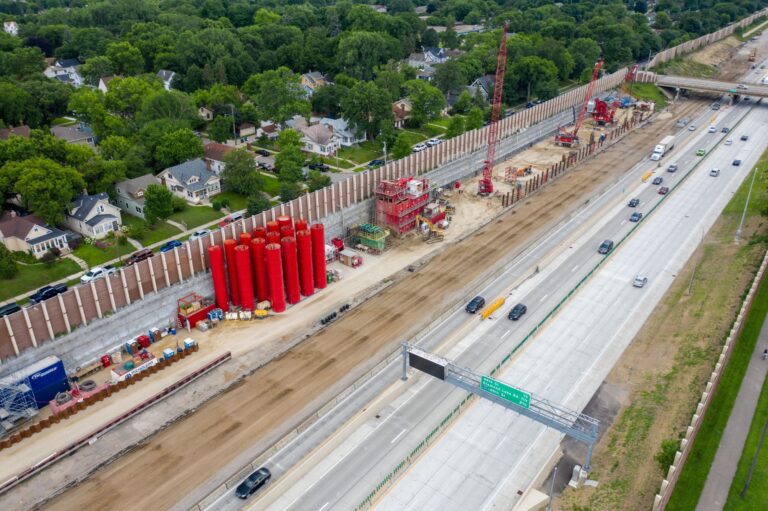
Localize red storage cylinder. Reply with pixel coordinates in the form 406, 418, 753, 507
310, 223, 327, 289
296, 230, 314, 297
208, 245, 229, 311
253, 226, 267, 240
266, 231, 281, 245
277, 215, 293, 230
294, 218, 308, 232
224, 239, 240, 306
251, 238, 269, 302
281, 236, 301, 304
239, 231, 252, 246
266, 220, 280, 233
280, 225, 294, 238
265, 243, 286, 313
235, 245, 255, 310
137, 335, 151, 348
101, 354, 111, 368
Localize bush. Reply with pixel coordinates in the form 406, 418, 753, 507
246, 192, 272, 216
211, 199, 223, 211
40, 248, 59, 264
124, 222, 146, 240
171, 195, 187, 213
0, 245, 18, 279
117, 233, 128, 246
656, 438, 679, 471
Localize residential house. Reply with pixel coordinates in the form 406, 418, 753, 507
0, 212, 69, 259
301, 71, 331, 96
44, 58, 83, 88
114, 174, 160, 220
3, 21, 18, 36
198, 106, 214, 121
319, 118, 366, 146
466, 75, 495, 103
50, 123, 95, 147
392, 99, 413, 129
454, 24, 485, 36
157, 70, 176, 91
98, 75, 117, 93
63, 192, 122, 240
300, 124, 339, 156
257, 121, 280, 140
414, 6, 428, 14
237, 123, 256, 139
371, 4, 387, 13
158, 158, 222, 204
203, 142, 234, 175
286, 115, 308, 130
0, 125, 30, 140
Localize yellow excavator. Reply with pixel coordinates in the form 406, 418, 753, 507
417, 215, 445, 243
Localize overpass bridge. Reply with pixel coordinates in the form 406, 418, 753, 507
655, 74, 768, 98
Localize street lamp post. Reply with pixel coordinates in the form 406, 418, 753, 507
735, 165, 759, 243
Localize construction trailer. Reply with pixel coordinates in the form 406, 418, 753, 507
375, 178, 432, 236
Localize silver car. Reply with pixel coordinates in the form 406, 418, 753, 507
633, 275, 648, 288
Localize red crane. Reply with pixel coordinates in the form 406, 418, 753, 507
478, 22, 509, 196
555, 59, 603, 147
592, 64, 638, 125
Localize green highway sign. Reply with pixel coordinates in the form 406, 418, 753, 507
480, 376, 531, 409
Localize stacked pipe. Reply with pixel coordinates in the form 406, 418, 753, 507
239, 231, 252, 246
310, 223, 327, 289
253, 226, 267, 240
251, 238, 269, 303
223, 239, 240, 306
280, 225, 294, 238
266, 231, 281, 245
266, 220, 280, 233
235, 245, 254, 310
296, 230, 314, 297
277, 215, 293, 231
265, 244, 286, 312
295, 218, 308, 232
208, 245, 229, 312
281, 236, 301, 305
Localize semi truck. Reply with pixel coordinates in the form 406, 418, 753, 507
651, 135, 675, 161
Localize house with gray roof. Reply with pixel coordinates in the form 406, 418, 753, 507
50, 123, 95, 147
0, 212, 70, 259
114, 174, 161, 220
63, 192, 122, 240
158, 158, 221, 204
44, 59, 83, 88
319, 118, 366, 146
300, 124, 339, 156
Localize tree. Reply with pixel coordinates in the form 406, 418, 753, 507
105, 42, 145, 76
307, 170, 331, 192
452, 90, 473, 114
0, 244, 17, 280
79, 158, 126, 196
81, 56, 115, 86
445, 115, 465, 138
13, 158, 85, 225
465, 108, 483, 130
434, 60, 466, 95
275, 129, 305, 182
143, 184, 174, 224
507, 56, 559, 102
154, 129, 204, 169
341, 82, 393, 140
421, 28, 439, 48
208, 115, 235, 143
279, 180, 304, 201
242, 67, 309, 123
391, 133, 412, 159
247, 192, 272, 215
222, 148, 262, 196
337, 31, 403, 81
440, 28, 459, 50
0, 82, 35, 127
312, 85, 348, 117
136, 91, 198, 126
404, 80, 444, 127
105, 76, 163, 120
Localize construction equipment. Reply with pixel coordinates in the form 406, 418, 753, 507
478, 21, 509, 196
591, 63, 638, 126
555, 59, 603, 147
417, 215, 445, 243
749, 48, 757, 62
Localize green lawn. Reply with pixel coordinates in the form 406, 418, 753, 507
428, 117, 452, 130
399, 130, 428, 146
216, 191, 248, 211
262, 175, 281, 197
122, 215, 182, 246
0, 258, 81, 302
73, 240, 134, 267
630, 83, 669, 109
409, 125, 443, 138
321, 155, 356, 169
338, 141, 383, 164
653, 57, 716, 79
51, 117, 77, 126
168, 206, 223, 229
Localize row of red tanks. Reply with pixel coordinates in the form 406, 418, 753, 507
207, 216, 327, 313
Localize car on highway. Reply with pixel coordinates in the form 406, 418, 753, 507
696, 149, 706, 156
676, 117, 690, 126
629, 212, 643, 222
80, 265, 116, 284
721, 127, 730, 133
658, 186, 670, 195
628, 198, 640, 207
598, 240, 614, 254
733, 159, 742, 166
508, 303, 527, 321
426, 138, 442, 147
737, 83, 749, 90
725, 139, 733, 146
707, 125, 716, 133
235, 467, 271, 499
688, 125, 696, 131
159, 239, 183, 253
652, 177, 663, 185
189, 229, 211, 241
125, 248, 154, 266
711, 103, 720, 111
368, 159, 385, 168
465, 296, 486, 313
0, 302, 21, 318
667, 163, 678, 172
633, 275, 648, 288
412, 143, 427, 153
709, 168, 720, 177
255, 149, 270, 157
29, 284, 68, 303
741, 135, 749, 141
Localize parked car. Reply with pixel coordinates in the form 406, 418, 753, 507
667, 163, 678, 172
189, 229, 211, 241
255, 149, 270, 157
426, 138, 442, 147
696, 149, 706, 156
235, 467, 271, 499
412, 143, 428, 153
0, 302, 21, 318
159, 239, 183, 253
465, 296, 486, 313
707, 125, 716, 133
308, 162, 330, 172
598, 240, 614, 254
725, 139, 733, 146
652, 177, 663, 185
633, 275, 648, 288
368, 159, 385, 168
219, 212, 244, 227
508, 303, 527, 321
29, 284, 67, 303
125, 248, 154, 266
629, 212, 643, 222
658, 186, 670, 195
733, 159, 742, 166
80, 265, 116, 284
741, 135, 749, 141
628, 198, 640, 207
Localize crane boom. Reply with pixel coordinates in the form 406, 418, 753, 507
554, 59, 602, 147
478, 22, 508, 196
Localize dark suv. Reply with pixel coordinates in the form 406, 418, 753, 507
465, 296, 485, 313
30, 283, 68, 303
628, 198, 640, 207
235, 467, 271, 499
508, 303, 527, 321
598, 240, 614, 254
125, 248, 154, 266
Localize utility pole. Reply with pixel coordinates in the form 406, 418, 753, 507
229, 104, 236, 143
383, 140, 388, 165
735, 164, 759, 243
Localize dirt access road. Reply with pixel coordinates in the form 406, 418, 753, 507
43, 100, 704, 511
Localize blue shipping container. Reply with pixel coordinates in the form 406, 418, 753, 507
0, 356, 69, 409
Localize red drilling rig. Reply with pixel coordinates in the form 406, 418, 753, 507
592, 64, 638, 125
478, 22, 508, 196
554, 59, 603, 147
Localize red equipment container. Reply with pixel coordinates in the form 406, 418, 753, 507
280, 225, 294, 238
331, 237, 344, 252
310, 223, 327, 289
296, 230, 314, 297
251, 238, 269, 302
277, 215, 293, 230
137, 334, 151, 348
266, 231, 281, 245
265, 243, 286, 313
223, 239, 240, 306
101, 354, 111, 368
281, 237, 301, 305
208, 245, 229, 311
294, 218, 308, 232
266, 220, 280, 233
253, 226, 267, 240
239, 231, 252, 246
235, 245, 255, 310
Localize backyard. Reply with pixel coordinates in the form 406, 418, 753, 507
168, 205, 224, 229
73, 239, 133, 267
122, 215, 182, 247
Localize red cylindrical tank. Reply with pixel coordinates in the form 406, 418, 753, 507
251, 238, 269, 302
208, 245, 229, 311
224, 239, 240, 306
294, 218, 308, 232
253, 226, 267, 240
266, 231, 281, 245
280, 225, 294, 238
235, 245, 255, 310
265, 243, 286, 313
310, 223, 327, 289
266, 220, 280, 233
239, 231, 252, 246
296, 230, 314, 297
281, 236, 301, 305
277, 215, 293, 230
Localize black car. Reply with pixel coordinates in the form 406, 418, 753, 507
628, 198, 640, 207
235, 467, 271, 499
629, 212, 643, 222
741, 135, 749, 141
368, 159, 385, 168
466, 296, 485, 314
308, 162, 329, 171
30, 283, 68, 303
721, 127, 730, 133
255, 149, 270, 157
508, 303, 527, 321
0, 302, 21, 318
652, 177, 663, 185
733, 159, 742, 166
598, 240, 614, 254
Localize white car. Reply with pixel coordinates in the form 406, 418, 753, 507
189, 229, 211, 241
725, 139, 733, 146
737, 83, 749, 90
81, 265, 116, 284
426, 138, 442, 147
688, 125, 696, 131
412, 143, 428, 153
709, 168, 720, 177
707, 125, 716, 133
633, 275, 648, 288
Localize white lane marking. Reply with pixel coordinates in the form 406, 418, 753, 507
501, 330, 511, 339
391, 428, 408, 444
538, 294, 548, 303
571, 265, 579, 273
319, 502, 330, 511
621, 220, 627, 226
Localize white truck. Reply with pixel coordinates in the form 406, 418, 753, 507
651, 135, 675, 161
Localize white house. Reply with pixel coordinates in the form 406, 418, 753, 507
257, 121, 280, 140
64, 192, 122, 240
44, 58, 84, 88
198, 106, 214, 121
301, 71, 331, 96
114, 174, 160, 220
203, 143, 234, 175
3, 21, 18, 36
98, 75, 117, 93
158, 159, 222, 204
300, 124, 340, 156
0, 212, 69, 259
157, 70, 175, 91
319, 118, 366, 146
